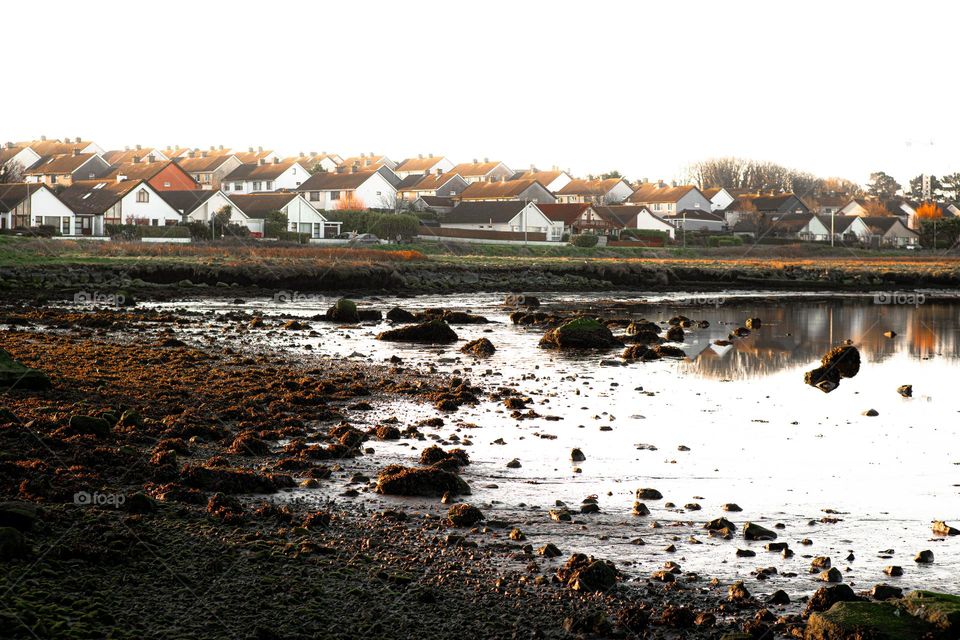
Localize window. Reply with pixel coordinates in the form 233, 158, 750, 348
151, 219, 158, 226
136, 189, 149, 203
331, 191, 340, 201
309, 192, 320, 201
376, 191, 382, 196
234, 183, 242, 191
266, 181, 273, 190
50, 175, 57, 184
253, 181, 261, 191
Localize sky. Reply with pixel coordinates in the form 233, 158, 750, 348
4, 0, 959, 187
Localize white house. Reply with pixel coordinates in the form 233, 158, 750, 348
803, 214, 859, 243
628, 183, 713, 215
296, 169, 397, 210
556, 178, 633, 204
226, 193, 340, 238
632, 207, 677, 240
0, 183, 78, 235
23, 152, 112, 187
394, 155, 454, 178
455, 179, 556, 204
441, 201, 563, 241
0, 143, 42, 177
221, 159, 309, 194
161, 189, 235, 224
58, 179, 182, 230
701, 187, 735, 212
663, 209, 726, 232
851, 216, 920, 248
285, 153, 341, 174
337, 154, 397, 172
510, 169, 573, 194
447, 160, 513, 184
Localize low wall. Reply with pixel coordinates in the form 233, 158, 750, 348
419, 226, 551, 242
142, 237, 192, 244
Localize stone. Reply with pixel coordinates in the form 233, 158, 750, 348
570, 448, 586, 462
884, 566, 903, 577
745, 317, 762, 329
820, 567, 843, 582
68, 415, 111, 438
728, 580, 751, 601
806, 601, 935, 640
538, 543, 562, 558
549, 508, 572, 523
768, 589, 790, 605
631, 502, 650, 516
897, 384, 913, 397
326, 298, 359, 323
902, 591, 960, 634
915, 550, 934, 563
0, 349, 51, 390
743, 522, 777, 540
460, 338, 495, 357
736, 549, 756, 558
804, 584, 862, 617
386, 307, 416, 323
723, 503, 743, 512
705, 517, 737, 532
812, 556, 832, 570
538, 317, 622, 350
863, 408, 879, 417
376, 319, 458, 344
635, 488, 662, 500
508, 528, 525, 541
375, 465, 470, 497
568, 560, 617, 592
869, 585, 903, 601
933, 520, 959, 536
505, 458, 521, 469
447, 503, 483, 527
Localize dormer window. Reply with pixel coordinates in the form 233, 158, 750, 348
136, 189, 149, 203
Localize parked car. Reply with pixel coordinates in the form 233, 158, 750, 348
350, 233, 385, 245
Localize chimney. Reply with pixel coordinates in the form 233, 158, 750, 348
75, 137, 81, 143
298, 151, 304, 157
135, 144, 142, 150
116, 174, 127, 182
272, 157, 279, 164
132, 156, 140, 163
248, 146, 254, 153
166, 146, 172, 151
483, 157, 489, 163
418, 153, 423, 159
258, 158, 266, 166
428, 153, 434, 158
310, 151, 317, 156
4, 142, 12, 149
350, 165, 358, 173
188, 151, 196, 158
360, 152, 366, 158
472, 158, 478, 163
200, 151, 208, 158
41, 135, 47, 141
258, 146, 263, 153
125, 145, 131, 151
219, 145, 224, 150
209, 145, 215, 151
147, 154, 156, 163
72, 149, 81, 156
530, 164, 535, 172
336, 166, 345, 174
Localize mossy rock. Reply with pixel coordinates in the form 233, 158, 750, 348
327, 298, 359, 323
805, 601, 934, 640
902, 591, 960, 634
539, 317, 622, 350
0, 349, 50, 391
376, 319, 458, 344
375, 465, 470, 497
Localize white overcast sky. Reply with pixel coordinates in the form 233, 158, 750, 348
4, 0, 957, 186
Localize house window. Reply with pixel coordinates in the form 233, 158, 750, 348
376, 191, 382, 196
136, 189, 149, 203
253, 181, 261, 190
234, 183, 242, 191
266, 181, 273, 190
309, 192, 320, 201
331, 191, 340, 201
51, 175, 57, 184
151, 219, 158, 226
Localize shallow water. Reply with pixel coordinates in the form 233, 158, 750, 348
151, 291, 960, 598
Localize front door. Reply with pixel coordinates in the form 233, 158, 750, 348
80, 217, 92, 236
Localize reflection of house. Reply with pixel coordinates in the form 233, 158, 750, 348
296, 169, 397, 210
455, 179, 555, 204
556, 178, 632, 204
58, 179, 182, 230
226, 192, 339, 238
628, 183, 712, 214
0, 183, 77, 234
442, 201, 563, 240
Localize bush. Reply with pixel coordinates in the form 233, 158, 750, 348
264, 211, 288, 238
620, 228, 669, 241
706, 235, 743, 247
276, 231, 310, 244
106, 224, 191, 240
571, 234, 599, 248
324, 210, 420, 241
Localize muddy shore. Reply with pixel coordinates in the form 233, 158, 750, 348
4, 256, 960, 304
2, 303, 958, 639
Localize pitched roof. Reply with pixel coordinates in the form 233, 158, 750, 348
175, 154, 238, 172
417, 195, 454, 208
296, 170, 382, 191
24, 153, 99, 175
448, 161, 505, 177
102, 148, 165, 164
859, 216, 916, 235
102, 159, 182, 182
397, 172, 461, 193
57, 179, 147, 214
701, 188, 722, 199
0, 183, 44, 213
159, 189, 222, 215
224, 160, 299, 182
396, 156, 445, 173
338, 155, 389, 170
0, 145, 27, 165
458, 179, 544, 200
594, 205, 656, 227
747, 193, 805, 211
767, 212, 813, 233
233, 149, 275, 163
813, 214, 857, 233
558, 178, 625, 196
18, 139, 94, 156
225, 193, 301, 219
511, 170, 566, 186
628, 183, 698, 203
444, 201, 530, 224
663, 209, 726, 222
537, 203, 591, 225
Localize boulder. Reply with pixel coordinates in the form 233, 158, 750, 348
565, 558, 617, 593
68, 415, 111, 438
447, 503, 483, 527
897, 384, 913, 398
743, 522, 777, 540
0, 349, 50, 391
820, 567, 843, 583
622, 344, 658, 361
635, 488, 663, 500
728, 581, 751, 601
902, 591, 960, 635
375, 465, 470, 497
539, 317, 622, 350
570, 448, 586, 462
804, 584, 862, 617
915, 549, 934, 564
705, 517, 736, 532
805, 601, 935, 640
386, 307, 417, 323
538, 543, 562, 558
652, 344, 686, 359
665, 325, 684, 342
326, 298, 359, 323
870, 585, 903, 601
933, 520, 959, 536
376, 319, 458, 344
822, 344, 861, 378
460, 338, 495, 357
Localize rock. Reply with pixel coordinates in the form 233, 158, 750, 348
883, 330, 897, 338
635, 488, 663, 500
0, 502, 39, 531
820, 567, 843, 582
805, 365, 841, 392
651, 344, 686, 359
538, 543, 562, 558
506, 458, 521, 469
812, 556, 832, 569
375, 465, 470, 497
281, 320, 309, 331
665, 325, 684, 342
768, 590, 791, 605
460, 338, 495, 357
915, 549, 934, 563
570, 448, 586, 462
933, 520, 959, 536
508, 528, 525, 541
503, 294, 540, 309
0, 349, 51, 390
804, 584, 862, 617
386, 307, 417, 323
376, 320, 458, 344
897, 384, 913, 398
621, 344, 658, 361
736, 549, 756, 558
326, 298, 359, 323
651, 570, 676, 582
418, 445, 469, 468
704, 517, 737, 532
884, 566, 903, 577
862, 409, 879, 417
723, 503, 743, 512
659, 606, 695, 628
567, 559, 617, 592
562, 610, 610, 635
375, 425, 401, 440
870, 585, 903, 601
806, 601, 935, 640
743, 522, 777, 540
746, 317, 762, 329
124, 492, 156, 514
447, 503, 483, 527
0, 526, 30, 560
728, 580, 751, 601
902, 591, 960, 634
632, 502, 650, 516
823, 344, 861, 378
616, 605, 650, 633
206, 493, 244, 523
538, 317, 622, 350
549, 508, 572, 523
68, 415, 111, 438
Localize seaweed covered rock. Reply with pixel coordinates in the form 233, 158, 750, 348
804, 584, 862, 617
375, 465, 470, 497
326, 298, 359, 323
376, 319, 458, 344
419, 445, 470, 469
441, 310, 489, 324
651, 344, 687, 359
539, 317, 622, 350
806, 601, 935, 640
447, 503, 483, 527
622, 344, 658, 361
460, 338, 495, 357
902, 591, 960, 634
0, 349, 51, 391
556, 554, 618, 593
806, 344, 861, 393
206, 492, 244, 523
181, 463, 293, 494
665, 325, 685, 342
386, 306, 417, 323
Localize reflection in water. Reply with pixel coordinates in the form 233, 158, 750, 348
662, 301, 960, 380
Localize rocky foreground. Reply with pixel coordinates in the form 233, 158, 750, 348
1, 304, 959, 639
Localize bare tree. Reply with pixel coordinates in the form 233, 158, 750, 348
0, 160, 25, 184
